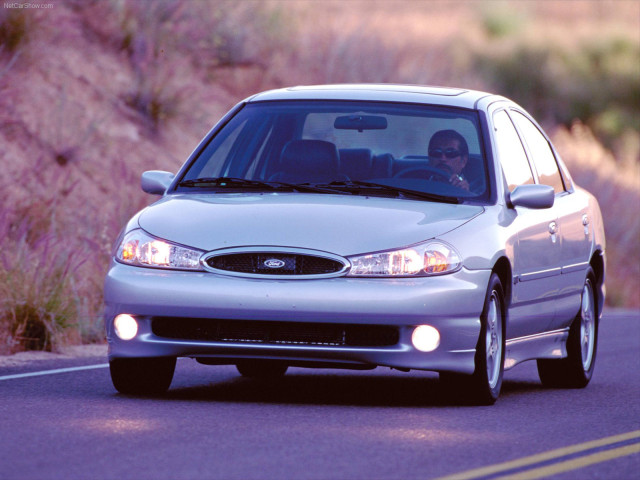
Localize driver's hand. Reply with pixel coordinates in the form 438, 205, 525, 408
449, 174, 469, 191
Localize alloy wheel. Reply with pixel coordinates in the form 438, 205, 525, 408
580, 281, 596, 371
486, 292, 503, 389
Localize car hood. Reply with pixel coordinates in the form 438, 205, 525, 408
137, 193, 484, 256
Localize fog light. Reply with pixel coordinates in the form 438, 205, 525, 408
412, 325, 440, 352
114, 314, 138, 340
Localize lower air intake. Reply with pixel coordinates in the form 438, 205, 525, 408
151, 317, 399, 348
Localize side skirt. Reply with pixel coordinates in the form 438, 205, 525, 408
504, 328, 569, 370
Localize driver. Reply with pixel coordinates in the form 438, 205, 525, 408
428, 130, 469, 191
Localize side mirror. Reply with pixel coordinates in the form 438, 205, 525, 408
509, 184, 555, 209
141, 171, 175, 195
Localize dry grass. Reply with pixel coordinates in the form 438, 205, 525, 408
0, 0, 638, 351
0, 215, 84, 352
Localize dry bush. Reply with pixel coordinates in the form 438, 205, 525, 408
73, 0, 290, 131
0, 8, 30, 54
71, 0, 190, 131
263, 1, 480, 88
117, 1, 187, 131
0, 7, 33, 85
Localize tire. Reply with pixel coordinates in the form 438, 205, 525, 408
236, 360, 288, 378
440, 273, 505, 405
537, 268, 598, 388
109, 357, 176, 395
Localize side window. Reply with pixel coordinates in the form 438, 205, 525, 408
191, 118, 247, 179
492, 110, 534, 192
511, 111, 565, 193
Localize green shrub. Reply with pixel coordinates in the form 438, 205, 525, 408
480, 2, 528, 39
474, 35, 640, 161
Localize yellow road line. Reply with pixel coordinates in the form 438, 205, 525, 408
493, 442, 640, 480
434, 430, 640, 480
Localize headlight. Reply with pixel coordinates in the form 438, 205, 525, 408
115, 229, 204, 270
347, 241, 461, 277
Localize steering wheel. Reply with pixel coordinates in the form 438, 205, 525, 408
393, 166, 451, 182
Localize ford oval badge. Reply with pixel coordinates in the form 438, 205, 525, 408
264, 258, 286, 269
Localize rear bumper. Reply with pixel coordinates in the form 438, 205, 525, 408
104, 262, 491, 374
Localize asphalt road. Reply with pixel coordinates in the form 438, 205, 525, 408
1, 309, 639, 480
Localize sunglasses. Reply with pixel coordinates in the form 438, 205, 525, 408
429, 148, 461, 159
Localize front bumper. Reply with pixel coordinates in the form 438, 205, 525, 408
104, 262, 491, 374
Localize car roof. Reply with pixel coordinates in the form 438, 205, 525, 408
247, 84, 504, 110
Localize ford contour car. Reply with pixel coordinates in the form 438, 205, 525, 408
104, 84, 605, 405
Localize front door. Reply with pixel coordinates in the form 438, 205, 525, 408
492, 109, 561, 338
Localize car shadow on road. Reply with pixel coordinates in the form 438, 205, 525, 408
161, 370, 547, 407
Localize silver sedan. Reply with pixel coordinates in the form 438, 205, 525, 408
104, 84, 605, 404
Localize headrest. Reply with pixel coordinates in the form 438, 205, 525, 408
340, 148, 372, 169
279, 140, 340, 182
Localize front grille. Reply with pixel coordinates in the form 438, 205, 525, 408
152, 317, 399, 348
206, 253, 345, 276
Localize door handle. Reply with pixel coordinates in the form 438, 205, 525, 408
582, 214, 590, 236
548, 222, 558, 235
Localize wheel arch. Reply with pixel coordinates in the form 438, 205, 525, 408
491, 256, 512, 310
487, 256, 511, 342
589, 250, 605, 319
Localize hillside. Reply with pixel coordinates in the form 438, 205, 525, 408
0, 0, 638, 352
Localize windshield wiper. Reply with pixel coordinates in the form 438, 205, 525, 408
178, 177, 275, 188
318, 180, 461, 204
177, 177, 351, 195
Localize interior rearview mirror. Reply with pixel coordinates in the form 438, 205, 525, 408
334, 115, 388, 132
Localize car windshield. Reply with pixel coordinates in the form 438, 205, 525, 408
178, 101, 490, 202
